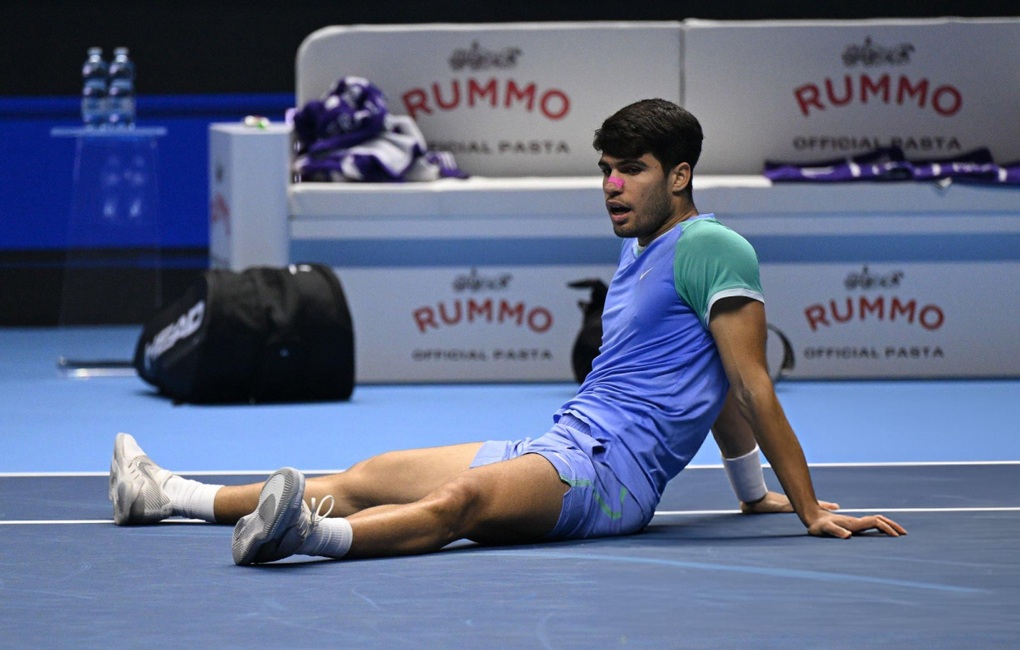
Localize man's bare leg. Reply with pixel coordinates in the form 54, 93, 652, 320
212, 442, 485, 524
232, 452, 568, 564
344, 453, 568, 557
110, 432, 486, 526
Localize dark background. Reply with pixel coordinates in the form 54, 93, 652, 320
3, 1, 1014, 96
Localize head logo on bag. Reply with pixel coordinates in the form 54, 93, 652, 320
143, 300, 205, 371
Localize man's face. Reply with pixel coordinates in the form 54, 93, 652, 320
598, 152, 677, 246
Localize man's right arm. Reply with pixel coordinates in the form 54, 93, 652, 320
708, 297, 906, 538
712, 388, 839, 514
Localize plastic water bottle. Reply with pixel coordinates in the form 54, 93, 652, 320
107, 47, 136, 128
81, 47, 108, 128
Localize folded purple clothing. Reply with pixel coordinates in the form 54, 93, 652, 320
764, 147, 911, 182
764, 147, 1019, 185
291, 76, 468, 183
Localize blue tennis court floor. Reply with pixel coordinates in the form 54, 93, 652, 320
2, 327, 1018, 647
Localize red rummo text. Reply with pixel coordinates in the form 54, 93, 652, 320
414, 299, 554, 333
804, 296, 945, 331
402, 78, 571, 121
794, 75, 963, 117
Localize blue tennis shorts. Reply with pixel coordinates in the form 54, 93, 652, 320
470, 413, 653, 541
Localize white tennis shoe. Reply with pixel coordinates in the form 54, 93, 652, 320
232, 467, 312, 565
109, 432, 173, 525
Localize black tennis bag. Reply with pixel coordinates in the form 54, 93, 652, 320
133, 263, 355, 403
567, 278, 609, 383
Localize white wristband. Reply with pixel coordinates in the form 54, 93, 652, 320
722, 445, 768, 504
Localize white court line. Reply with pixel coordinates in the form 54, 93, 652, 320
3, 465, 1018, 525
3, 460, 1018, 478
687, 460, 1020, 469
0, 518, 205, 525
0, 470, 349, 478
654, 507, 1020, 517
4, 507, 1020, 526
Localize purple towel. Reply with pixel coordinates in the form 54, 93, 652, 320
292, 76, 468, 183
293, 76, 388, 156
764, 147, 912, 182
911, 149, 1010, 184
764, 146, 1019, 185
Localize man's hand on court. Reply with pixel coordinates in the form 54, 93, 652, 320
740, 490, 838, 514
806, 512, 908, 539
742, 492, 907, 538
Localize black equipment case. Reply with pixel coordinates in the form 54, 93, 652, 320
133, 263, 355, 403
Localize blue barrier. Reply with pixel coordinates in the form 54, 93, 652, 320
0, 93, 294, 253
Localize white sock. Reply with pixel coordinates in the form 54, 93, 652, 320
299, 517, 354, 559
163, 475, 223, 523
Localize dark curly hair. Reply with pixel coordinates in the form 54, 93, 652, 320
593, 99, 703, 196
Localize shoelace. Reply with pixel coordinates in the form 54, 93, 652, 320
309, 494, 335, 527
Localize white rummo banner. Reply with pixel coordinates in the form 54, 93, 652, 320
333, 266, 616, 383
285, 177, 1018, 382
296, 23, 682, 177
294, 19, 1018, 177
761, 262, 1019, 379
334, 259, 1020, 383
683, 18, 1020, 174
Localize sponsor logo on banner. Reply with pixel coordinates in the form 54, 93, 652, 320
209, 192, 230, 236
208, 159, 232, 269
410, 268, 556, 364
791, 36, 965, 155
840, 36, 915, 67
798, 265, 947, 364
399, 40, 573, 161
448, 41, 523, 71
209, 161, 231, 235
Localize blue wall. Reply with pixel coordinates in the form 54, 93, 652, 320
0, 93, 294, 253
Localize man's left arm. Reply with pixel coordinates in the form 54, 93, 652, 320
707, 297, 906, 539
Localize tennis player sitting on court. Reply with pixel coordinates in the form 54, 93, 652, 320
110, 99, 906, 565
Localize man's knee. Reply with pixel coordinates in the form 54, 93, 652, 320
313, 453, 404, 512
433, 457, 565, 545
422, 474, 486, 539
342, 451, 410, 492
351, 450, 404, 475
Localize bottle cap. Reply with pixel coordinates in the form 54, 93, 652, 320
244, 115, 270, 129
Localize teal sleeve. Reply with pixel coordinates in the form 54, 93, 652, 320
673, 219, 764, 326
